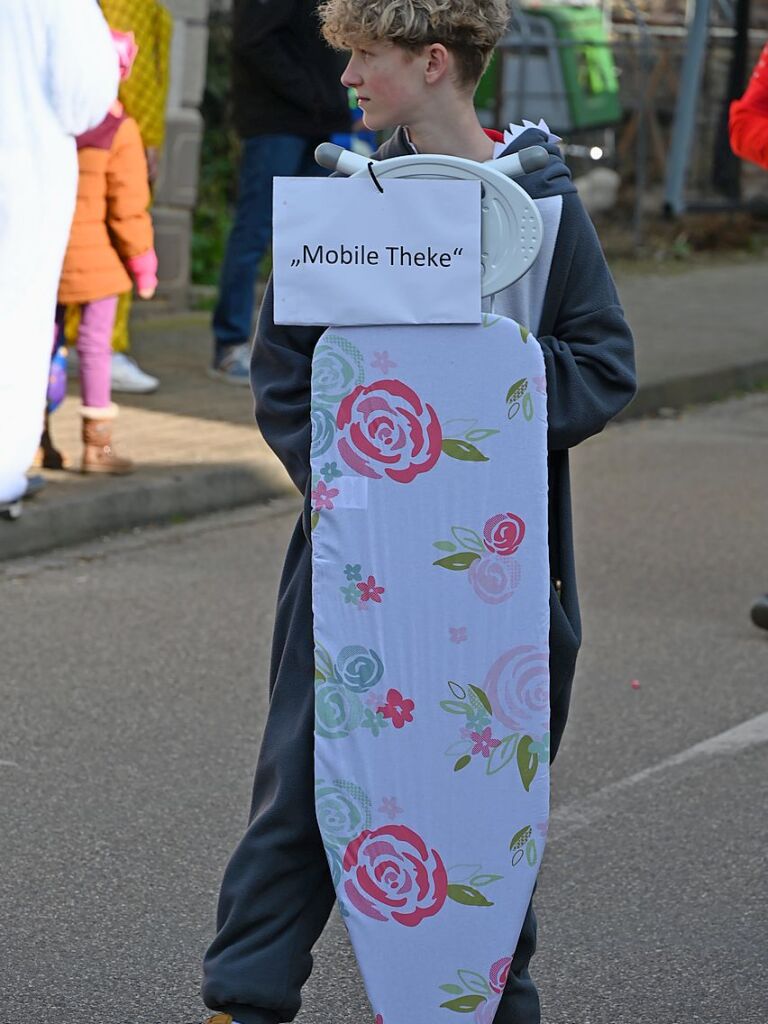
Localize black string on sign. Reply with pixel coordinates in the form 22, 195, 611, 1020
367, 161, 384, 193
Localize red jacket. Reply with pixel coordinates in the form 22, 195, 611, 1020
729, 42, 768, 170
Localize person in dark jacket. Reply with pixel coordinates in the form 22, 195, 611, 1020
209, 0, 351, 384
201, 2, 637, 1022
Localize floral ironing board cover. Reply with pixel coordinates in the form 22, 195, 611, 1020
310, 313, 550, 1024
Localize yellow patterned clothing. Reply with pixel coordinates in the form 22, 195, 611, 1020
65, 293, 132, 353
99, 0, 172, 149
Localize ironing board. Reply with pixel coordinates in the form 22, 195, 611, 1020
308, 146, 551, 1024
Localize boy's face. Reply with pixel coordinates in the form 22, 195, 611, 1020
341, 41, 430, 131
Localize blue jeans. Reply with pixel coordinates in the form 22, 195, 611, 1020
212, 134, 328, 356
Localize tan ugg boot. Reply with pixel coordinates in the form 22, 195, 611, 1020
80, 403, 134, 475
33, 412, 71, 470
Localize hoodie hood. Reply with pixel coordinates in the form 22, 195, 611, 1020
372, 124, 576, 200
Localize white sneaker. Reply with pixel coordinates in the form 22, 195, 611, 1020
110, 353, 159, 394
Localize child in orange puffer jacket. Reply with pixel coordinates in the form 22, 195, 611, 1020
46, 28, 157, 475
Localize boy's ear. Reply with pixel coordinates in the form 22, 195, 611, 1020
423, 42, 450, 85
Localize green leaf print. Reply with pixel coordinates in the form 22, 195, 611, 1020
470, 873, 503, 887
440, 699, 473, 716
448, 680, 467, 700
481, 313, 502, 328
485, 733, 520, 775
526, 838, 538, 866
453, 755, 472, 772
506, 378, 528, 404
457, 970, 493, 996
468, 685, 493, 715
520, 325, 530, 342
517, 736, 539, 791
440, 984, 464, 995
465, 428, 500, 442
510, 826, 533, 852
311, 511, 320, 531
314, 644, 334, 683
441, 439, 489, 462
440, 995, 486, 1013
447, 863, 482, 882
523, 391, 534, 421
433, 540, 457, 552
447, 884, 494, 907
445, 740, 474, 757
433, 551, 481, 572
451, 526, 485, 553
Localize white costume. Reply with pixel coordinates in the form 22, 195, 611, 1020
0, 0, 118, 503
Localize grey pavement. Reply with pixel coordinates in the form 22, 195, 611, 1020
1, 392, 766, 1024
2, 257, 767, 563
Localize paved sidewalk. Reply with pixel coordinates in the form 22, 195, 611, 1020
3, 259, 767, 561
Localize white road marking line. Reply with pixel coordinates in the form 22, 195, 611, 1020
550, 710, 768, 841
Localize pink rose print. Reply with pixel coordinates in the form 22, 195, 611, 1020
342, 824, 448, 926
378, 796, 403, 820
375, 1014, 384, 1024
377, 688, 415, 729
533, 374, 547, 395
484, 645, 549, 732
449, 626, 467, 644
489, 956, 513, 993
336, 379, 442, 484
468, 553, 521, 604
483, 512, 526, 556
357, 575, 385, 603
311, 480, 339, 511
470, 726, 501, 758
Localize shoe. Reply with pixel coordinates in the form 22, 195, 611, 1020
1, 475, 47, 520
80, 403, 134, 475
110, 352, 159, 394
750, 595, 768, 631
207, 342, 251, 386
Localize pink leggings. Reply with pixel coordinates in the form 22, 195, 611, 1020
55, 296, 118, 409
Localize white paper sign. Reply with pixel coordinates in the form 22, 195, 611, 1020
272, 177, 481, 326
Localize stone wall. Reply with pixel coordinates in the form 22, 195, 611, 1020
153, 0, 211, 308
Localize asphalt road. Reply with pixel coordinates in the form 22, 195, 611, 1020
1, 394, 766, 1024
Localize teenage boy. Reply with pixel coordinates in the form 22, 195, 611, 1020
201, 2, 636, 1022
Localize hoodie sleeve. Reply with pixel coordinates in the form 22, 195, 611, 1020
537, 192, 637, 451
252, 280, 323, 495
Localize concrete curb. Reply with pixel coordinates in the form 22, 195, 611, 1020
0, 463, 295, 563
618, 360, 768, 421
3, 360, 767, 564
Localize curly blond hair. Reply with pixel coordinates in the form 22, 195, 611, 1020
318, 0, 511, 87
